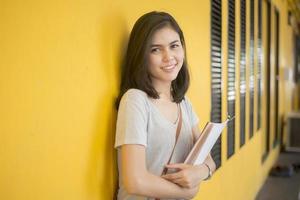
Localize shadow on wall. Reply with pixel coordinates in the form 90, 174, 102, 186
85, 10, 130, 200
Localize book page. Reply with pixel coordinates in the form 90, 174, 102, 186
184, 120, 228, 165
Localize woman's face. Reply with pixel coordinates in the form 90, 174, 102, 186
147, 26, 184, 86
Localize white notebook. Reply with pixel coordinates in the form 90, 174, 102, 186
184, 118, 231, 165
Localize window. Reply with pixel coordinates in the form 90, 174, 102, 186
227, 0, 236, 158
249, 0, 255, 138
257, 0, 262, 130
210, 0, 222, 168
240, 0, 246, 147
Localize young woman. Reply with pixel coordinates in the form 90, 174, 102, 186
115, 11, 216, 199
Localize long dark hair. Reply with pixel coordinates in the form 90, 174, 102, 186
116, 11, 190, 109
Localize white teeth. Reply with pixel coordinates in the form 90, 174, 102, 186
162, 64, 176, 70
165, 65, 174, 69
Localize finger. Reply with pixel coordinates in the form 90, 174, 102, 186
165, 174, 199, 189
175, 180, 196, 189
166, 163, 189, 170
171, 178, 190, 188
162, 173, 181, 180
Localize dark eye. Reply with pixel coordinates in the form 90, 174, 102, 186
171, 44, 180, 49
151, 48, 160, 53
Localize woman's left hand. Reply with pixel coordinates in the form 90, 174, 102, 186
161, 163, 206, 188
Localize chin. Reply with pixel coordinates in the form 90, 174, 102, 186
165, 75, 179, 82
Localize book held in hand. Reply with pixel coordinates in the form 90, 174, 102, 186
184, 116, 234, 165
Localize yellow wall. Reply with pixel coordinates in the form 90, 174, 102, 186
0, 0, 298, 200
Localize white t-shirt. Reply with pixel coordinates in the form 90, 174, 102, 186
115, 89, 199, 200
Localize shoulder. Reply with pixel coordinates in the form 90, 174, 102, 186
125, 88, 148, 98
181, 96, 199, 126
181, 96, 197, 117
181, 96, 193, 107
122, 88, 148, 101
119, 89, 149, 108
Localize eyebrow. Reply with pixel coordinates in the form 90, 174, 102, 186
150, 40, 180, 47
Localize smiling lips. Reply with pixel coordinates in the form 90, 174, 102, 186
161, 63, 177, 72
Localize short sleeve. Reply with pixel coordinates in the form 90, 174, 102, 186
114, 89, 148, 148
184, 97, 199, 127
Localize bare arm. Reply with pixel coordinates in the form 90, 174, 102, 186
120, 144, 198, 199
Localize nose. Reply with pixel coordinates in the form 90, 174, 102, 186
162, 49, 173, 62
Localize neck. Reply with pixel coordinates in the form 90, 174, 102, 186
152, 81, 173, 102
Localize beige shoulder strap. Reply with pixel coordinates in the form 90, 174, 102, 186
161, 104, 182, 175
155, 105, 182, 200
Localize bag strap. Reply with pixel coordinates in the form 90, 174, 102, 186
161, 104, 182, 176
155, 105, 182, 200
